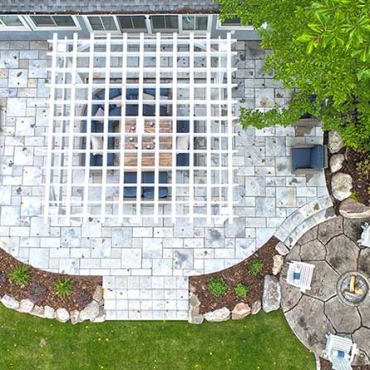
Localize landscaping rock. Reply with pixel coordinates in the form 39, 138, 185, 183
275, 242, 290, 256
1, 295, 20, 310
328, 130, 343, 153
204, 307, 230, 322
232, 303, 251, 320
188, 294, 203, 324
17, 299, 34, 313
70, 310, 82, 325
30, 305, 45, 318
272, 255, 284, 275
262, 275, 281, 313
330, 153, 344, 173
331, 173, 352, 201
91, 306, 106, 323
56, 308, 70, 323
93, 285, 103, 304
251, 300, 261, 315
80, 301, 100, 322
339, 199, 370, 220
44, 306, 56, 319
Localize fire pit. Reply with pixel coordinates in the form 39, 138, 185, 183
337, 272, 370, 307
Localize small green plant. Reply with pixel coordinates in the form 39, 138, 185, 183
356, 158, 370, 181
234, 283, 249, 298
249, 258, 264, 276
349, 191, 359, 202
54, 278, 73, 298
8, 265, 31, 286
207, 278, 228, 297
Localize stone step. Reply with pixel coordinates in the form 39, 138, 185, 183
102, 275, 189, 320
274, 195, 334, 249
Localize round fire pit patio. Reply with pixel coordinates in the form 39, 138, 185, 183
280, 216, 370, 366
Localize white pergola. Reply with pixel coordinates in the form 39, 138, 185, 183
44, 32, 238, 223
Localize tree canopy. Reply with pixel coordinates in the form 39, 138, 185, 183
217, 0, 370, 149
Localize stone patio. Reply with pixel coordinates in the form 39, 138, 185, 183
281, 216, 370, 365
0, 39, 333, 320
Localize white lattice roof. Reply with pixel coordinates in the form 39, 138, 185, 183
45, 32, 238, 223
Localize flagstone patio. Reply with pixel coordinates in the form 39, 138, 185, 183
0, 38, 333, 320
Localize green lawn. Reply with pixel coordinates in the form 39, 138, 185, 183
0, 305, 314, 370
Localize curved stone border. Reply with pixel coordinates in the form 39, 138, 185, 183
274, 195, 335, 248
0, 286, 105, 324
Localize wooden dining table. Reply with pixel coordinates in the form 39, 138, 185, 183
115, 118, 173, 169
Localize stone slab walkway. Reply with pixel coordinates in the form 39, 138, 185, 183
281, 216, 370, 366
0, 39, 330, 319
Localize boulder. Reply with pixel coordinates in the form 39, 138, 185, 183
17, 299, 34, 313
70, 310, 82, 325
275, 242, 290, 256
262, 275, 281, 313
339, 199, 370, 219
80, 301, 100, 322
331, 173, 352, 201
272, 255, 284, 275
44, 306, 56, 319
204, 307, 230, 322
251, 300, 262, 315
328, 130, 343, 154
330, 153, 345, 173
93, 285, 103, 305
1, 295, 20, 310
188, 294, 203, 324
30, 305, 45, 318
231, 303, 251, 320
91, 307, 106, 323
56, 308, 70, 323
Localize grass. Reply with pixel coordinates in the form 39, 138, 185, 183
0, 305, 315, 370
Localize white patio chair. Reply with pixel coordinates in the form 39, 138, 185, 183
322, 333, 357, 370
357, 222, 370, 248
286, 261, 315, 293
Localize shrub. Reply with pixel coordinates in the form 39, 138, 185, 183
234, 283, 249, 298
249, 259, 264, 276
72, 289, 91, 310
54, 278, 73, 298
207, 278, 228, 297
8, 265, 31, 286
27, 283, 49, 304
0, 272, 9, 288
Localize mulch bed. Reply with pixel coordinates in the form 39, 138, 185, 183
189, 236, 278, 314
320, 358, 370, 370
0, 248, 102, 311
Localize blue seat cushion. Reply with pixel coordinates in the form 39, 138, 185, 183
177, 120, 190, 133
123, 172, 139, 198
291, 147, 313, 170
293, 272, 301, 280
310, 145, 324, 169
142, 172, 168, 198
126, 88, 170, 100
337, 350, 345, 358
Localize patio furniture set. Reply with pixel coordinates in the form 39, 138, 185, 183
80, 87, 196, 199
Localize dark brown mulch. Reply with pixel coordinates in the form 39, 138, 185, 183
189, 236, 278, 314
325, 145, 370, 214
0, 248, 102, 311
320, 358, 370, 370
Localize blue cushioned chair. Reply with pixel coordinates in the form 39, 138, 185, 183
291, 145, 327, 174
142, 172, 168, 198
123, 172, 138, 198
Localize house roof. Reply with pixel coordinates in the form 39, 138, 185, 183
1, 0, 219, 14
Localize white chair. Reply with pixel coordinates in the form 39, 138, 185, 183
286, 261, 315, 293
322, 333, 357, 370
357, 223, 370, 248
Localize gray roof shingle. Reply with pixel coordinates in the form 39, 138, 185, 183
1, 0, 219, 14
